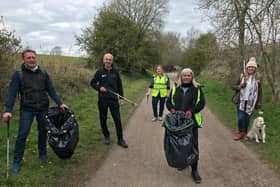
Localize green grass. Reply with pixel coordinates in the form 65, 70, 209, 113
0, 73, 149, 186
198, 75, 280, 172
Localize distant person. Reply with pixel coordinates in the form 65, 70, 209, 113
232, 57, 262, 140
1, 49, 67, 173
146, 65, 170, 121
90, 53, 128, 148
166, 68, 205, 184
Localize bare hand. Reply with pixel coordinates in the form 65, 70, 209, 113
100, 87, 107, 92
2, 112, 12, 123
119, 99, 125, 105
240, 82, 247, 89
59, 104, 68, 111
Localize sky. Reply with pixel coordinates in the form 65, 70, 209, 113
0, 0, 212, 56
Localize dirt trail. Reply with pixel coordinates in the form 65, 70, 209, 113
86, 73, 280, 187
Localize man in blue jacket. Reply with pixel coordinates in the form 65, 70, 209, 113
2, 49, 67, 173
90, 53, 128, 148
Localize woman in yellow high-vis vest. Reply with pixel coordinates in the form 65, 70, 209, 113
166, 68, 205, 184
146, 65, 170, 121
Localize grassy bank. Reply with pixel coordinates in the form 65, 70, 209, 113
0, 75, 149, 186
198, 76, 280, 172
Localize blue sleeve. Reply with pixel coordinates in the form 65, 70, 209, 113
45, 71, 63, 106
5, 72, 20, 112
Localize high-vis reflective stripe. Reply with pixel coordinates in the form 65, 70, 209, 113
152, 74, 168, 97
171, 86, 203, 127
194, 89, 203, 127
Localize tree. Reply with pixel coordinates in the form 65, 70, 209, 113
156, 32, 184, 68
245, 0, 280, 101
50, 46, 62, 56
0, 27, 21, 101
182, 32, 218, 75
200, 0, 280, 100
199, 0, 250, 72
109, 0, 169, 35
76, 9, 158, 73
0, 28, 21, 62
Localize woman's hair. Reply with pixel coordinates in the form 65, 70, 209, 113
156, 65, 164, 71
178, 68, 200, 87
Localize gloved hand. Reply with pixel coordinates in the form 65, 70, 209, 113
185, 111, 192, 118
171, 109, 176, 114
240, 82, 247, 89
255, 103, 262, 109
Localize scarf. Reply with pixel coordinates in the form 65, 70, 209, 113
239, 75, 259, 115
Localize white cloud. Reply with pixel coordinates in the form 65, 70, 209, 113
0, 0, 212, 56
164, 0, 212, 36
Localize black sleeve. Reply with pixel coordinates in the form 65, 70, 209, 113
90, 70, 101, 91
166, 88, 174, 111
166, 76, 170, 90
256, 81, 262, 105
193, 87, 205, 114
116, 71, 124, 97
232, 74, 242, 91
148, 77, 154, 88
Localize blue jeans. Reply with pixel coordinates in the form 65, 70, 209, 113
152, 96, 166, 118
14, 110, 47, 163
237, 107, 251, 132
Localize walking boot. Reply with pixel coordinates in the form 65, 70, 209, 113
191, 170, 202, 184
12, 162, 20, 173
243, 132, 249, 141
234, 131, 243, 140
117, 139, 128, 148
103, 136, 111, 145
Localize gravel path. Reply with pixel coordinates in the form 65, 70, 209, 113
86, 73, 280, 187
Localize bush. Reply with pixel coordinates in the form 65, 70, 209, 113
0, 28, 21, 102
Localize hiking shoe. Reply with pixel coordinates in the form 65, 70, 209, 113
12, 162, 20, 173
117, 139, 128, 148
234, 132, 243, 140
191, 170, 202, 184
39, 155, 49, 164
152, 117, 157, 122
103, 137, 111, 145
243, 132, 249, 141
158, 117, 163, 121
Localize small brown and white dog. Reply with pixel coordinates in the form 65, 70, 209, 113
248, 116, 266, 143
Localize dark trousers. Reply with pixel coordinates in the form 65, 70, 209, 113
237, 103, 251, 132
152, 96, 166, 117
98, 99, 123, 140
14, 110, 47, 163
192, 127, 199, 171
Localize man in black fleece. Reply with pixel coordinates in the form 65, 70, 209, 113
90, 53, 128, 148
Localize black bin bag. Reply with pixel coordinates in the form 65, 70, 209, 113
163, 111, 198, 169
45, 107, 79, 159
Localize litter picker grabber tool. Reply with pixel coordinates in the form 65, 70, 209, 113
107, 89, 138, 106
6, 117, 10, 178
